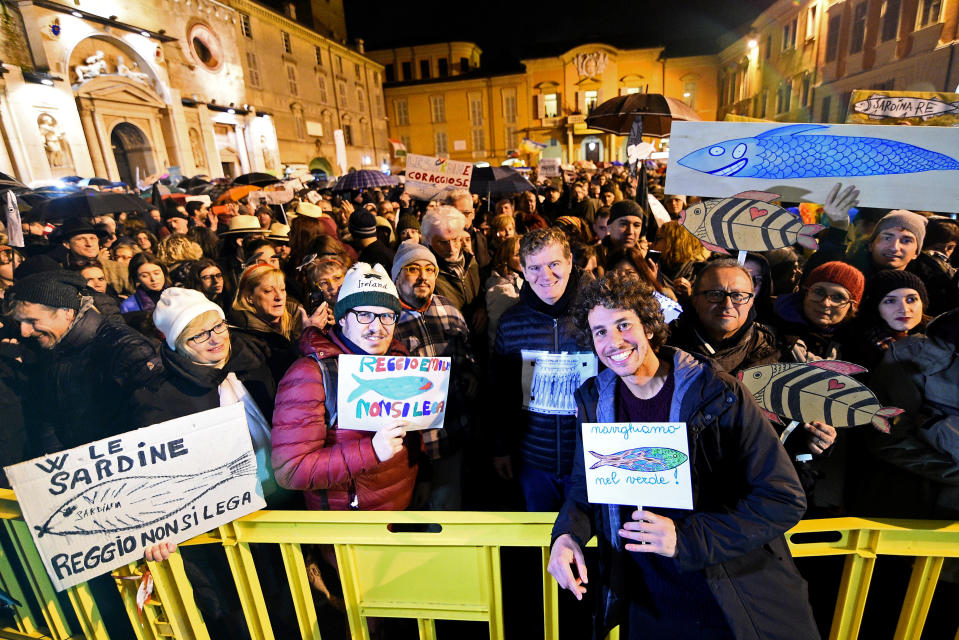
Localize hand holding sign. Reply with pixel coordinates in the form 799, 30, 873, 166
372, 424, 407, 462
620, 509, 678, 557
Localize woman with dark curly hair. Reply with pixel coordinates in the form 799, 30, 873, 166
550, 271, 817, 640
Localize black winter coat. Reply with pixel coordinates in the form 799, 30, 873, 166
491, 270, 584, 473
552, 349, 817, 640
130, 331, 276, 429
668, 311, 780, 377
21, 304, 162, 452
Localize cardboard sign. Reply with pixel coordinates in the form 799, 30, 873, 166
582, 422, 693, 509
333, 129, 347, 176
404, 154, 473, 201
538, 158, 561, 177
666, 121, 959, 211
847, 90, 959, 126
3, 404, 264, 591
520, 351, 598, 416
737, 361, 902, 432
336, 354, 451, 431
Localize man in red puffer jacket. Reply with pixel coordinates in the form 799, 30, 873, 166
272, 262, 417, 510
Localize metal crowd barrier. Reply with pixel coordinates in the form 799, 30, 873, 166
1, 488, 957, 640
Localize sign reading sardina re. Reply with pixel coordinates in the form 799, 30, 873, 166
4, 404, 265, 591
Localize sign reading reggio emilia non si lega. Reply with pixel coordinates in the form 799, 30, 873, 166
4, 404, 265, 591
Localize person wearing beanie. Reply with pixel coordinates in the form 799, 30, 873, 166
772, 260, 865, 362
867, 209, 927, 271
845, 270, 930, 370
4, 269, 161, 450
391, 241, 478, 509
396, 213, 421, 243
162, 207, 190, 236
605, 199, 646, 252
906, 216, 959, 316
348, 207, 394, 273
271, 260, 419, 511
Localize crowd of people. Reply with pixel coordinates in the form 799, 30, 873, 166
1, 164, 957, 639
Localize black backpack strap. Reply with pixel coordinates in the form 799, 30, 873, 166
308, 353, 338, 427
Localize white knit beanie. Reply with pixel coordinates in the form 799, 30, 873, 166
153, 287, 225, 350
334, 262, 401, 322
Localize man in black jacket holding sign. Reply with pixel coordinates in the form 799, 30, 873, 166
548, 272, 817, 640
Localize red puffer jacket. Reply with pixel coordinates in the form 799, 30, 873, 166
271, 327, 417, 510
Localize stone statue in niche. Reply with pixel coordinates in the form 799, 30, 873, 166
74, 51, 109, 82
260, 136, 275, 170
116, 56, 152, 85
574, 51, 608, 79
189, 128, 205, 168
37, 113, 74, 171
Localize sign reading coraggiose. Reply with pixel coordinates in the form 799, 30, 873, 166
404, 154, 473, 201
4, 404, 265, 591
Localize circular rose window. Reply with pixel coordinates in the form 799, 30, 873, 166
188, 23, 222, 71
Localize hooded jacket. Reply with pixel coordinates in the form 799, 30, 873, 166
552, 348, 816, 640
271, 327, 417, 511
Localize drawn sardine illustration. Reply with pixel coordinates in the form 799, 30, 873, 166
677, 124, 959, 179
347, 374, 433, 402
35, 452, 257, 537
679, 190, 823, 253
854, 94, 959, 121
736, 361, 902, 432
588, 447, 688, 472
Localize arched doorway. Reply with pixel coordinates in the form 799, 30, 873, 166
581, 136, 603, 163
111, 123, 156, 186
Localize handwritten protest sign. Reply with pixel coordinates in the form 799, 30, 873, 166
582, 422, 693, 509
521, 351, 598, 416
847, 90, 959, 126
538, 158, 561, 178
666, 121, 959, 212
337, 354, 451, 430
4, 404, 264, 591
404, 154, 473, 201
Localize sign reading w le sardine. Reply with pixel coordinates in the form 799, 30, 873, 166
337, 354, 451, 430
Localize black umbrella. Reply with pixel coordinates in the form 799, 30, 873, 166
233, 172, 281, 187
33, 191, 151, 221
468, 167, 535, 198
178, 175, 211, 190
585, 93, 701, 138
80, 177, 113, 187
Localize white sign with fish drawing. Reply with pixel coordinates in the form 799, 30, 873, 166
4, 404, 265, 591
582, 422, 693, 509
521, 351, 598, 416
336, 354, 451, 431
665, 121, 959, 212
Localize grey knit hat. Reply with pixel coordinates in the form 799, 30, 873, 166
391, 239, 438, 281
870, 210, 928, 249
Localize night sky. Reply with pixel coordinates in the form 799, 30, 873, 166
344, 0, 778, 67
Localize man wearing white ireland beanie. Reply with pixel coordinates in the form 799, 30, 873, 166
153, 287, 225, 351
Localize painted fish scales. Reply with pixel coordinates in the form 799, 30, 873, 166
588, 447, 688, 472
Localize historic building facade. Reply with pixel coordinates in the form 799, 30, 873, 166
0, 0, 387, 185
368, 42, 719, 166
718, 0, 959, 123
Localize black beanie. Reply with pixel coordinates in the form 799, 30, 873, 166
5, 270, 87, 311
863, 269, 929, 311
349, 208, 378, 239
608, 199, 645, 225
13, 255, 61, 280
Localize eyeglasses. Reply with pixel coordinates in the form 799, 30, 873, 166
187, 320, 228, 344
349, 310, 397, 326
696, 290, 754, 305
199, 272, 224, 282
401, 264, 438, 278
314, 273, 345, 290
806, 287, 852, 306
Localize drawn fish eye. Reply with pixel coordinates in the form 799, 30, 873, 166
709, 146, 725, 157
732, 144, 747, 159
752, 371, 762, 378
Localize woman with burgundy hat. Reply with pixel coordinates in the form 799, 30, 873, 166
772, 260, 865, 362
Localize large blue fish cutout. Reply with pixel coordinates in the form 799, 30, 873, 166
677, 124, 959, 179
347, 374, 434, 402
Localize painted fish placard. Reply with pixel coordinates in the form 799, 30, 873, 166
582, 422, 693, 509
337, 354, 451, 431
679, 190, 823, 253
736, 360, 902, 432
4, 404, 265, 591
589, 447, 688, 472
665, 121, 959, 212
853, 94, 959, 121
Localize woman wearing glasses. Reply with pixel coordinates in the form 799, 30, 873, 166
0, 234, 24, 297
771, 261, 865, 363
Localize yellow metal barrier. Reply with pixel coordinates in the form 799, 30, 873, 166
1, 488, 957, 640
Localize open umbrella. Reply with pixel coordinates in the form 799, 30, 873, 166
216, 185, 262, 203
233, 172, 281, 187
585, 93, 700, 138
331, 169, 393, 192
79, 177, 113, 187
178, 175, 210, 190
468, 166, 535, 198
33, 191, 151, 221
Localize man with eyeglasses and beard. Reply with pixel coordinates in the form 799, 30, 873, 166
391, 240, 479, 510
272, 262, 419, 511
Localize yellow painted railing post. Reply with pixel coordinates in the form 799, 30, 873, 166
0, 525, 40, 636
332, 543, 370, 640
829, 528, 879, 640
278, 542, 322, 640
416, 617, 436, 639
487, 545, 503, 640
66, 581, 110, 640
219, 523, 275, 640
541, 547, 559, 640
893, 556, 944, 640
146, 552, 213, 640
